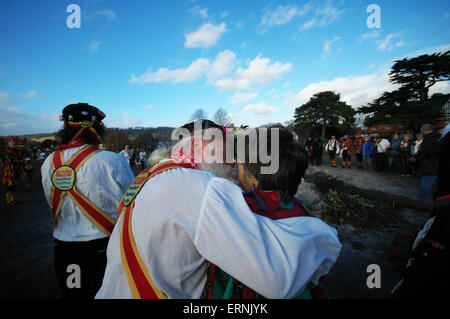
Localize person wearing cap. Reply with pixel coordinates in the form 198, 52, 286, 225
41, 103, 135, 298
409, 124, 441, 200
95, 120, 341, 299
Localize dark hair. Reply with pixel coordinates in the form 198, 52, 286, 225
435, 133, 450, 198
58, 122, 105, 145
241, 125, 308, 203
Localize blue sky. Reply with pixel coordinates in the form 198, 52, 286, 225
0, 0, 449, 135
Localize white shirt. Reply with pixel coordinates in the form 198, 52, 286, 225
377, 139, 390, 153
119, 149, 131, 160
96, 159, 342, 299
139, 151, 146, 161
325, 139, 340, 153
41, 145, 135, 242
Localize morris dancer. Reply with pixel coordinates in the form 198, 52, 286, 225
344, 135, 353, 168
353, 132, 364, 169
338, 137, 347, 168
325, 135, 340, 168
96, 120, 341, 299
1, 136, 27, 205
41, 103, 135, 298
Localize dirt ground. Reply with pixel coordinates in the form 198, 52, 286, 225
0, 162, 431, 299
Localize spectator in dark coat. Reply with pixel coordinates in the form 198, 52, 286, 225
399, 134, 412, 176
393, 124, 450, 298
409, 124, 441, 200
390, 134, 401, 174
312, 139, 323, 165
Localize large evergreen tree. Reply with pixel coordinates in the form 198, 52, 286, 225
359, 50, 450, 133
293, 91, 355, 140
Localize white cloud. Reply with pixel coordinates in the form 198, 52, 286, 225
280, 91, 293, 97
130, 50, 236, 85
0, 94, 60, 135
377, 32, 404, 51
143, 105, 154, 110
88, 40, 102, 53
359, 30, 381, 42
122, 112, 129, 116
285, 69, 399, 109
129, 58, 211, 84
189, 6, 208, 19
323, 36, 341, 58
214, 55, 292, 91
207, 50, 236, 81
97, 9, 116, 20
259, 3, 311, 32
229, 91, 258, 104
299, 1, 344, 31
401, 43, 450, 59
242, 103, 279, 115
21, 90, 37, 99
429, 81, 450, 96
104, 117, 142, 128
184, 23, 227, 49
130, 51, 290, 92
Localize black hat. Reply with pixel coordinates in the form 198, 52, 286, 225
181, 119, 222, 133
61, 103, 106, 122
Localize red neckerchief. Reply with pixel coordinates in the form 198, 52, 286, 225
437, 194, 450, 201
57, 139, 86, 150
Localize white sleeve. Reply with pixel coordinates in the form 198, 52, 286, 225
40, 153, 54, 209
193, 178, 342, 299
112, 154, 135, 190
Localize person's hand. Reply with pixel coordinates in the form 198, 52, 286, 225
409, 157, 416, 163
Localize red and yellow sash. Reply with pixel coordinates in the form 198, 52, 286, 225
49, 145, 115, 236
118, 160, 194, 299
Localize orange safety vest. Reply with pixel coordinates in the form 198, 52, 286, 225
118, 160, 194, 299
49, 145, 115, 236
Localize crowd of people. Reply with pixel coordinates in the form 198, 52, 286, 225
118, 145, 151, 169
305, 124, 443, 200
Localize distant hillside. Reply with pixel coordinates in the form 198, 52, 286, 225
106, 126, 175, 142
0, 133, 57, 142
